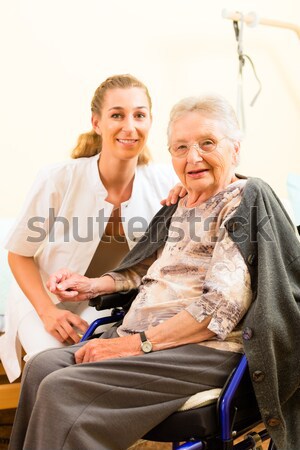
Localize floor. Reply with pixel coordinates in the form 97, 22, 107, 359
0, 410, 270, 450
130, 427, 270, 449
0, 409, 15, 450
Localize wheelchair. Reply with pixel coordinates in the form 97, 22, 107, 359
81, 290, 275, 450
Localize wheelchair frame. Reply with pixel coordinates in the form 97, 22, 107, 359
81, 296, 274, 450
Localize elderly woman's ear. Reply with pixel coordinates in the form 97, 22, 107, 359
232, 141, 241, 166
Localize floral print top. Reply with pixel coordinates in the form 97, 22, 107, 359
113, 179, 252, 353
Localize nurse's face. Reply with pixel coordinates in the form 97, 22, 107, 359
92, 87, 152, 162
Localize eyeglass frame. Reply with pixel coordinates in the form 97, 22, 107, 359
168, 136, 231, 159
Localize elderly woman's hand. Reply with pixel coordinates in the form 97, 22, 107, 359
46, 267, 74, 293
161, 182, 187, 206
47, 270, 116, 302
75, 334, 141, 364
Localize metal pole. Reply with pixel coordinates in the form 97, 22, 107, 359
222, 10, 300, 40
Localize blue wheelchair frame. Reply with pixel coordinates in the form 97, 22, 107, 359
81, 300, 274, 450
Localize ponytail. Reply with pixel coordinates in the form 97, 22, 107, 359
71, 130, 102, 159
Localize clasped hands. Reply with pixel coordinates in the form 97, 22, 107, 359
47, 269, 115, 302
46, 269, 141, 363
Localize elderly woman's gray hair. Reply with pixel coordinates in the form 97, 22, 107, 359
167, 94, 243, 144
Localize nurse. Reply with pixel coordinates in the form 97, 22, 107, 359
0, 74, 182, 382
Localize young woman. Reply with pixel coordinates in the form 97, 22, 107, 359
0, 74, 182, 382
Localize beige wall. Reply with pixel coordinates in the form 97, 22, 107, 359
1, 0, 299, 217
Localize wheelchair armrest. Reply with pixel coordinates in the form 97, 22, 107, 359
88, 289, 139, 311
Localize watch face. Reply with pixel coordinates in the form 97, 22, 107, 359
141, 341, 152, 353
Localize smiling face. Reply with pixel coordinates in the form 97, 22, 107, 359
169, 111, 240, 204
92, 87, 152, 163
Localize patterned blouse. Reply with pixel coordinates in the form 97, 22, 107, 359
111, 179, 252, 353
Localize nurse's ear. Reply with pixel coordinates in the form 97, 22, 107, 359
91, 113, 102, 136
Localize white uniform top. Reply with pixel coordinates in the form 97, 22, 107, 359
0, 154, 178, 381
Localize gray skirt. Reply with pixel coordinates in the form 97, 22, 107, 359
9, 329, 241, 450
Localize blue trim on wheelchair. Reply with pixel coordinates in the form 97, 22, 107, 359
80, 309, 125, 341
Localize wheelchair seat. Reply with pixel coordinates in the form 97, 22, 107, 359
144, 359, 261, 444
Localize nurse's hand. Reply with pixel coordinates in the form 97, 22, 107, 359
40, 304, 89, 344
47, 270, 116, 302
161, 182, 187, 206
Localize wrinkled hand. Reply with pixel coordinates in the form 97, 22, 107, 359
47, 269, 115, 302
40, 304, 89, 344
47, 271, 95, 302
75, 334, 141, 364
47, 268, 76, 300
161, 182, 187, 206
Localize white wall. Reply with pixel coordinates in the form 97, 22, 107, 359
1, 0, 300, 216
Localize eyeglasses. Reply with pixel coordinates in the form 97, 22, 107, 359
168, 137, 228, 159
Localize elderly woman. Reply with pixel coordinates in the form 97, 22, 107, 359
9, 95, 300, 450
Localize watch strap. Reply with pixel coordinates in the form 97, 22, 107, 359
140, 331, 148, 343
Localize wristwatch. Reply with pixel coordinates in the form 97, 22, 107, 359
140, 331, 153, 353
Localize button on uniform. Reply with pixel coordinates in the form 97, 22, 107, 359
247, 254, 256, 265
267, 417, 281, 427
242, 327, 253, 340
227, 221, 239, 232
252, 371, 265, 382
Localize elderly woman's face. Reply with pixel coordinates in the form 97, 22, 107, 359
169, 111, 240, 202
